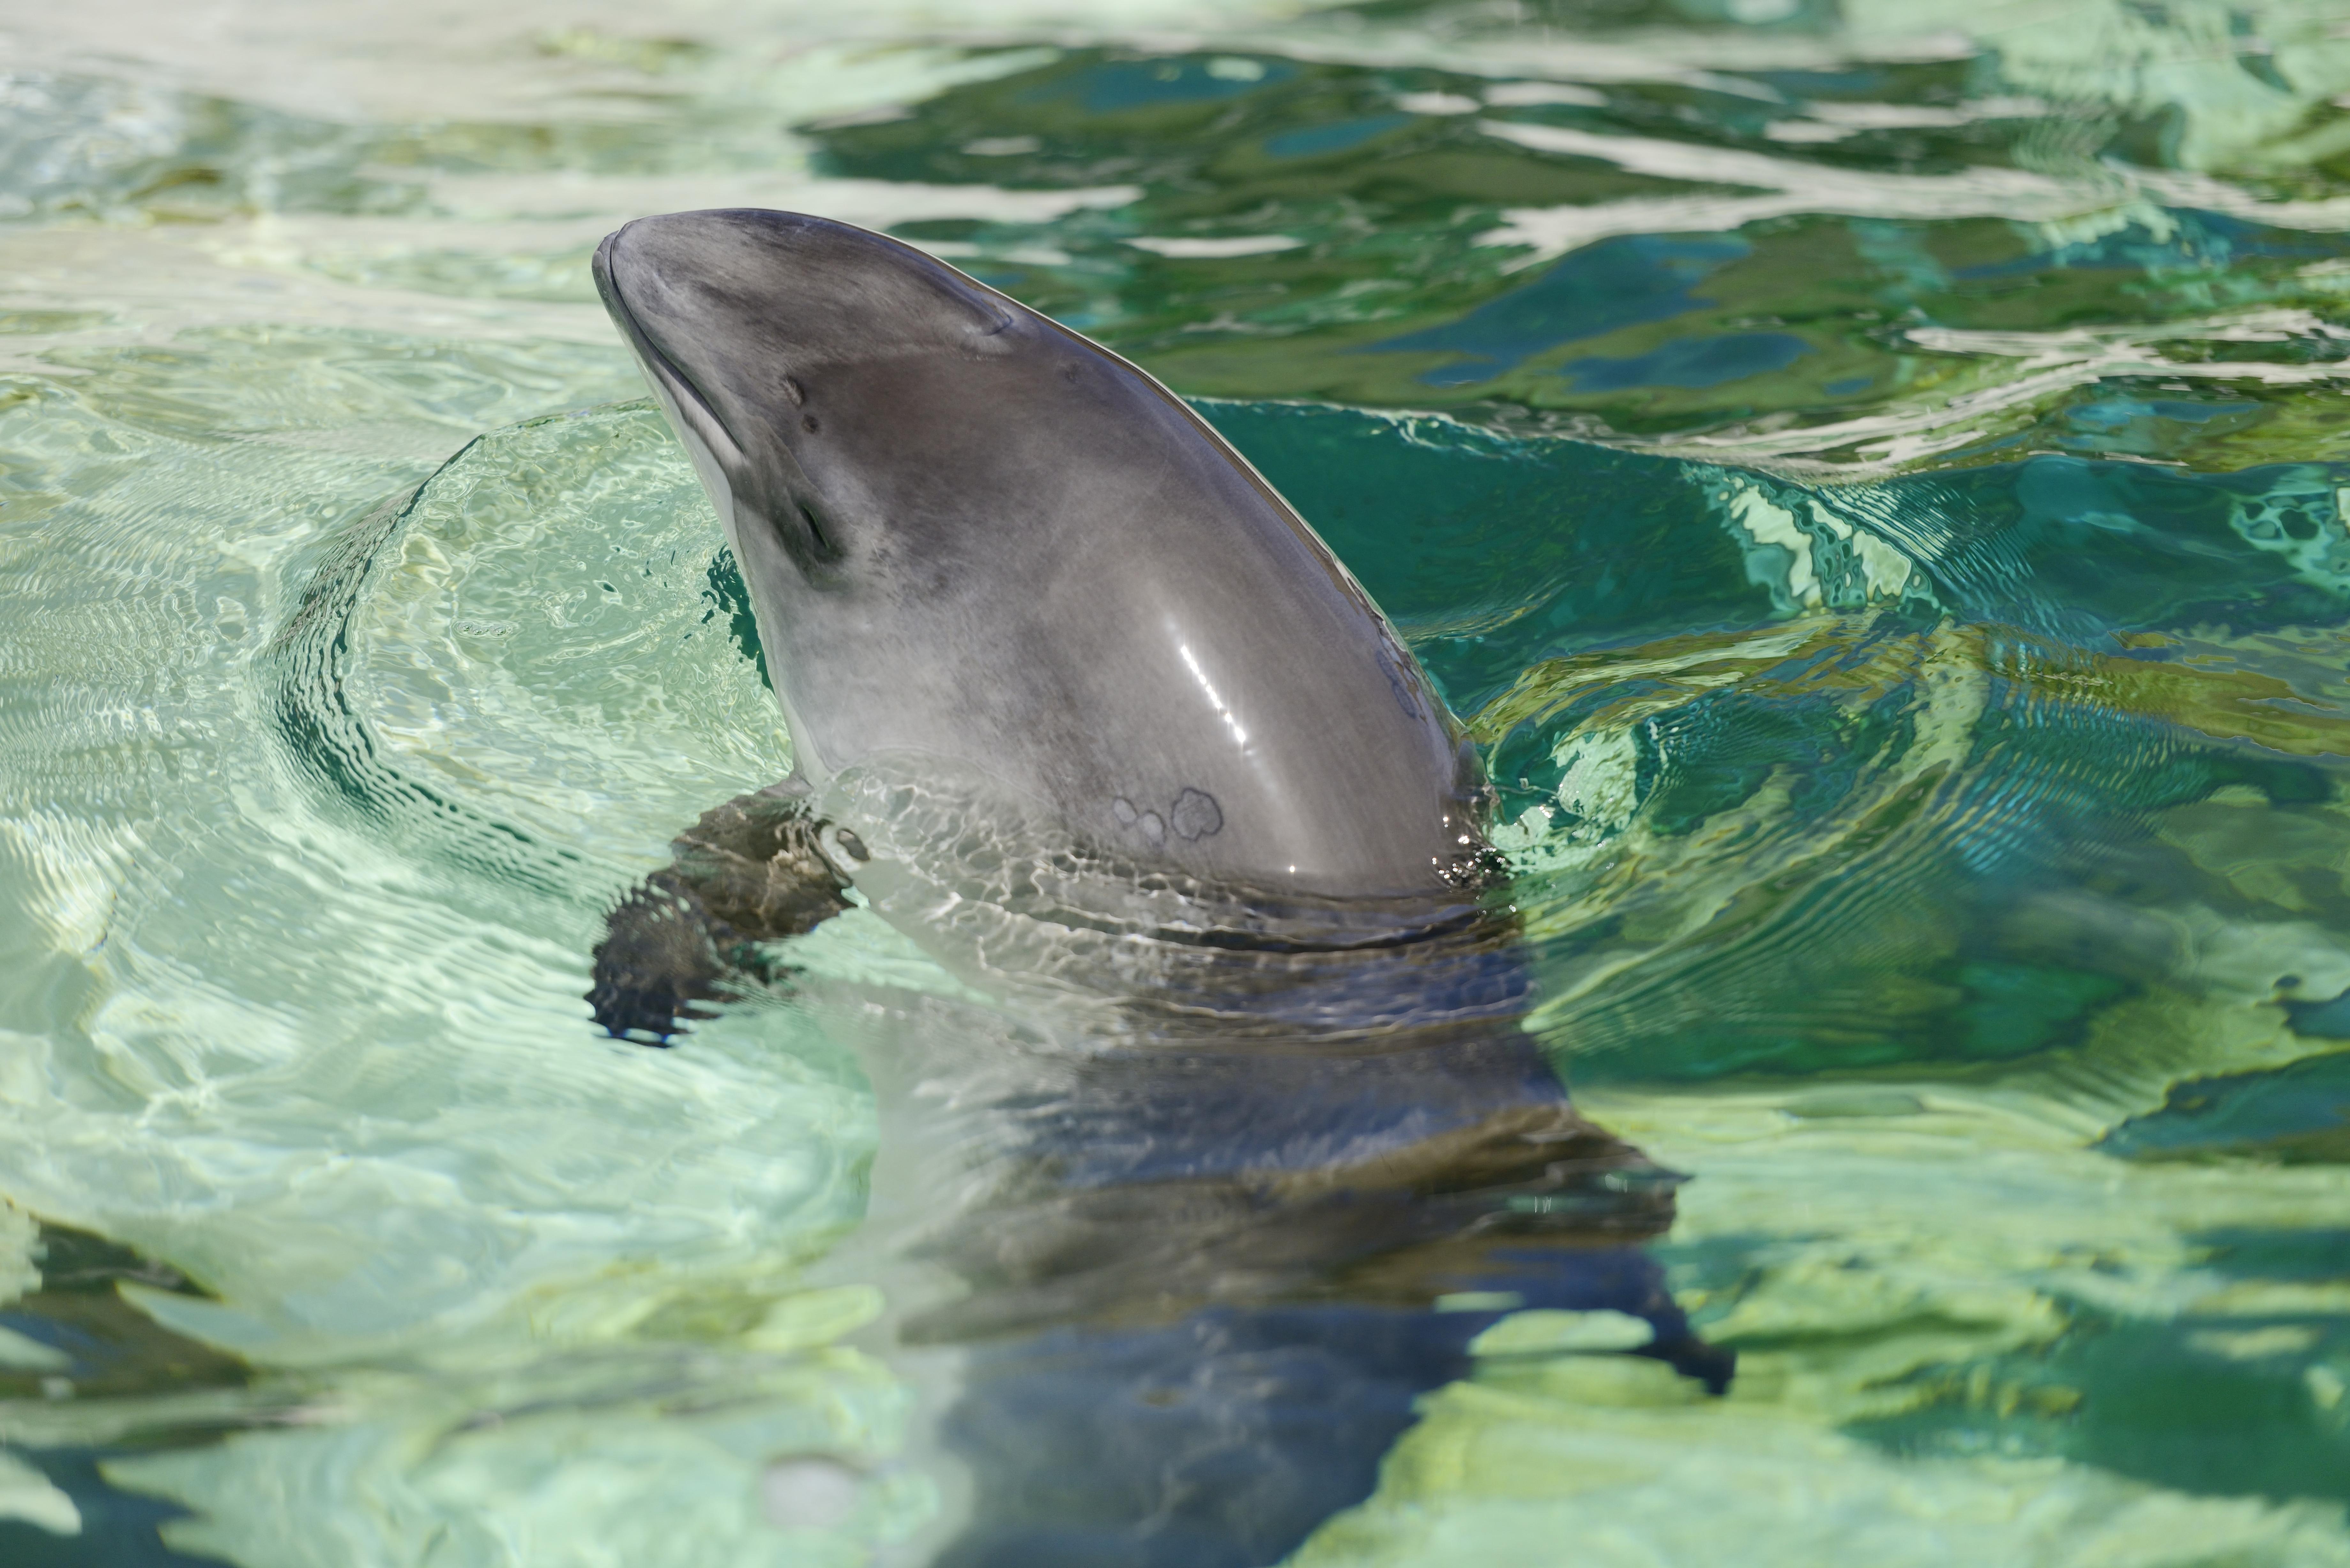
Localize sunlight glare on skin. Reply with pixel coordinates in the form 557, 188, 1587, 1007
1177, 637, 1250, 749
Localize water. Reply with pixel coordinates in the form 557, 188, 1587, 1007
6, 0, 2350, 1561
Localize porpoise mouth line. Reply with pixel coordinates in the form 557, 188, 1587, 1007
591, 226, 747, 463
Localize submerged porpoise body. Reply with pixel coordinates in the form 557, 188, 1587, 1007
588, 210, 1725, 1567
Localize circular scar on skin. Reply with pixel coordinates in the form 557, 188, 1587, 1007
1171, 788, 1223, 841
1114, 792, 1220, 843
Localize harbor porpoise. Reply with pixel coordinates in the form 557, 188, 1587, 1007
586, 209, 1726, 1567
593, 207, 1488, 902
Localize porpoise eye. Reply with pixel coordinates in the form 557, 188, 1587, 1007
802, 414, 820, 433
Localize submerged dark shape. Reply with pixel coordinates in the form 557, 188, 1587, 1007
0, 1222, 254, 1568
588, 209, 1726, 1564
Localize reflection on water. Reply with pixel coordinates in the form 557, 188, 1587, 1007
9, 0, 2350, 1563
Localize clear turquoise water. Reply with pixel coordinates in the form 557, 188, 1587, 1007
10, 0, 2350, 1562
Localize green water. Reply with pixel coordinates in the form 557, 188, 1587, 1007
10, 0, 2350, 1561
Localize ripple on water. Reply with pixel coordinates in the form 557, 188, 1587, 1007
12, 3, 2350, 1563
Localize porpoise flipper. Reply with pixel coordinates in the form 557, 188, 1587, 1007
588, 787, 852, 1043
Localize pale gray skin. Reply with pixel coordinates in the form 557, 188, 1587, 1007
592, 208, 1487, 899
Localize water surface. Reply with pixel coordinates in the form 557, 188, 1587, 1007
9, 0, 2350, 1562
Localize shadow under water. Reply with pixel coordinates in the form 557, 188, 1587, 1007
0, 1226, 251, 1568
590, 766, 1733, 1567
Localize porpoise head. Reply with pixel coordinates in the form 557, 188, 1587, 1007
593, 209, 1490, 900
